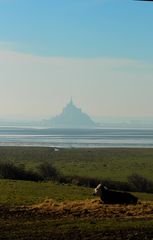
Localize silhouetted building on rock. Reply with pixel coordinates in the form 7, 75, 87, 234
50, 99, 96, 128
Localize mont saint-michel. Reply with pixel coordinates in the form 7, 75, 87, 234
44, 99, 96, 128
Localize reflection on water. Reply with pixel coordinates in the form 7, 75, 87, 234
0, 127, 153, 148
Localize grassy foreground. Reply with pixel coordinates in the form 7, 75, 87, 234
1, 179, 153, 206
1, 215, 153, 240
0, 179, 153, 240
0, 147, 153, 239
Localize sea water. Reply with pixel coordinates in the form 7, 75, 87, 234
0, 127, 153, 148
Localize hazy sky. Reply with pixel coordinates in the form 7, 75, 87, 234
0, 0, 153, 119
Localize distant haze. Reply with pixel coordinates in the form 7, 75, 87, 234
0, 0, 153, 119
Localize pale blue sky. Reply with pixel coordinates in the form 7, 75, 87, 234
0, 0, 153, 119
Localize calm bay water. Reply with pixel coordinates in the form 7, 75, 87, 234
0, 127, 153, 148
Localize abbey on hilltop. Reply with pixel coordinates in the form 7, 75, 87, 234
48, 98, 96, 128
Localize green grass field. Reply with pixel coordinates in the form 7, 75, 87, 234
0, 179, 93, 206
0, 146, 153, 181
